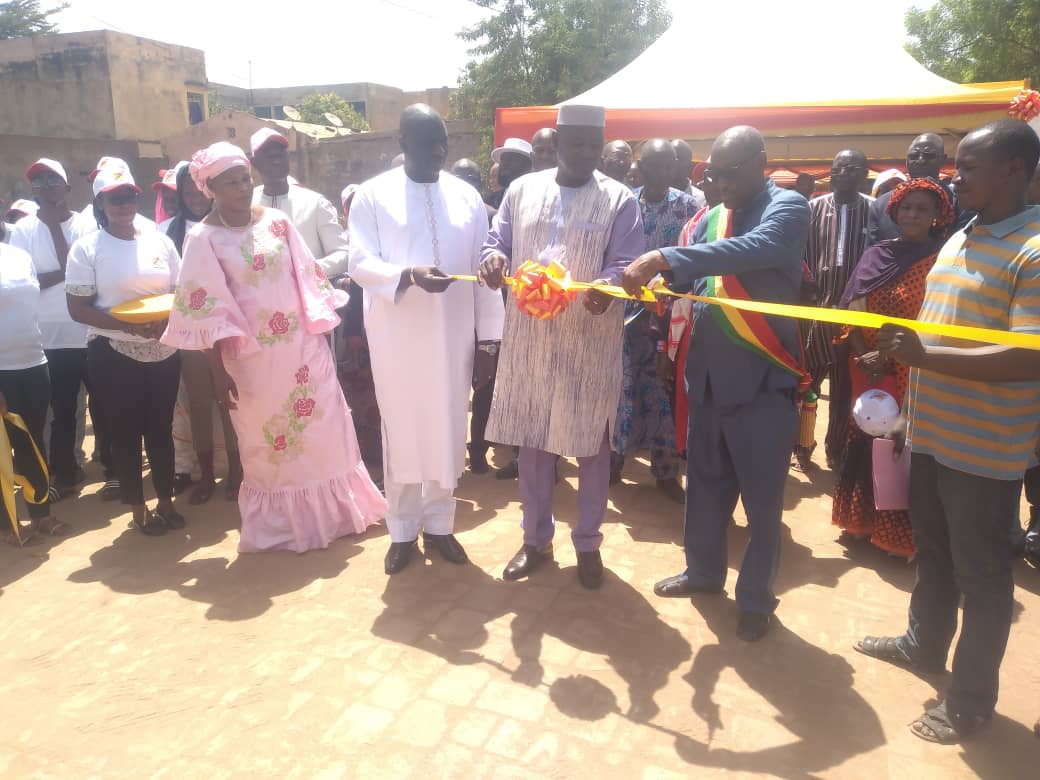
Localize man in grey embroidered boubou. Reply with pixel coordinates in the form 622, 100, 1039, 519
478, 104, 645, 590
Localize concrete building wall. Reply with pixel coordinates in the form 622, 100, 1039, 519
302, 119, 481, 208
0, 134, 165, 218
161, 111, 282, 165
0, 31, 117, 140
161, 113, 479, 217
103, 32, 208, 142
0, 30, 207, 143
209, 81, 457, 133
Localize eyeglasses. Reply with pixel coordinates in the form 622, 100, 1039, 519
703, 151, 761, 185
30, 174, 66, 189
907, 150, 940, 162
830, 165, 865, 176
105, 189, 138, 206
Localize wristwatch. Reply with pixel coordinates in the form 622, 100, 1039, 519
477, 341, 500, 357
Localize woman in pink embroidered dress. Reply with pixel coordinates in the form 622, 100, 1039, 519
163, 142, 385, 552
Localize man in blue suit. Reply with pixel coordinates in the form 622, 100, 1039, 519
622, 126, 810, 641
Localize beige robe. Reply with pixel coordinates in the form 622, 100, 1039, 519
487, 171, 639, 457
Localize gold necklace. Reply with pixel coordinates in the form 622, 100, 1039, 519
217, 208, 252, 231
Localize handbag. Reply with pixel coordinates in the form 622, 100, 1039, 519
872, 437, 910, 511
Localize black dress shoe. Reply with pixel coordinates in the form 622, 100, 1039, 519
385, 540, 417, 575
656, 478, 686, 504
736, 611, 772, 642
495, 461, 519, 480
503, 544, 552, 580
653, 574, 723, 598
422, 533, 468, 564
577, 550, 603, 590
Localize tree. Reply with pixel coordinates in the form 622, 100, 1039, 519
905, 0, 1040, 87
0, 0, 67, 39
453, 0, 671, 158
296, 92, 370, 132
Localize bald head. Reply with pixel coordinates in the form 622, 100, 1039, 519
640, 138, 678, 200
600, 140, 633, 182
532, 127, 558, 171
670, 139, 695, 190
400, 103, 444, 134
399, 103, 447, 183
907, 132, 946, 180
830, 148, 868, 200
451, 158, 482, 192
707, 125, 767, 210
712, 126, 766, 159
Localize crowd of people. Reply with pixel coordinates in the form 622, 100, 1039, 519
2, 102, 1040, 744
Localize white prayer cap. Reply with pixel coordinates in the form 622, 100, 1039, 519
556, 104, 606, 128
250, 127, 289, 156
492, 138, 533, 163
25, 158, 68, 184
92, 158, 141, 197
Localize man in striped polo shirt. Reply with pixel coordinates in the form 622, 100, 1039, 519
855, 119, 1040, 744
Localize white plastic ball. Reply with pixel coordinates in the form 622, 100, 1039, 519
852, 389, 900, 437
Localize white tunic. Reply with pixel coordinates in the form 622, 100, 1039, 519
253, 185, 349, 276
348, 168, 504, 489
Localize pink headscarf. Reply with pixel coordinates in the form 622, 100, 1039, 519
189, 142, 251, 198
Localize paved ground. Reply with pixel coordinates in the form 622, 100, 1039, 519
1, 406, 1038, 779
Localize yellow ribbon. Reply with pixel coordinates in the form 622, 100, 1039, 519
451, 275, 1040, 350
1, 412, 50, 543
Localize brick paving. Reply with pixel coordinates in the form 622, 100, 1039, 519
1, 408, 1038, 779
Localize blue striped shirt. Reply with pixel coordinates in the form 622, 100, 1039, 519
909, 206, 1040, 480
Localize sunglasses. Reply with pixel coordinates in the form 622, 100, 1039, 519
830, 165, 865, 176
105, 189, 138, 206
907, 150, 940, 162
30, 174, 66, 189
703, 150, 761, 185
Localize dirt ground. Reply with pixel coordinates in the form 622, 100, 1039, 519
1, 404, 1038, 780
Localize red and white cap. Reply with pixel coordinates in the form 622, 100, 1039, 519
250, 127, 289, 156
5, 199, 40, 220
87, 156, 120, 183
151, 160, 189, 192
92, 158, 141, 197
25, 158, 68, 184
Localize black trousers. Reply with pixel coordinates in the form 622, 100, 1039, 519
0, 363, 51, 521
470, 373, 495, 455
808, 356, 852, 464
87, 339, 180, 505
45, 347, 112, 483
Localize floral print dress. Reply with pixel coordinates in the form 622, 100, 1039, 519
163, 209, 386, 553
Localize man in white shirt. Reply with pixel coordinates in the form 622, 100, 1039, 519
9, 158, 106, 491
349, 105, 504, 575
250, 128, 349, 276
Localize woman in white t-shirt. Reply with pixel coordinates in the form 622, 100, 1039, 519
0, 243, 66, 542
65, 161, 183, 536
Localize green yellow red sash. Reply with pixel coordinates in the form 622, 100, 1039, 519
702, 206, 811, 392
